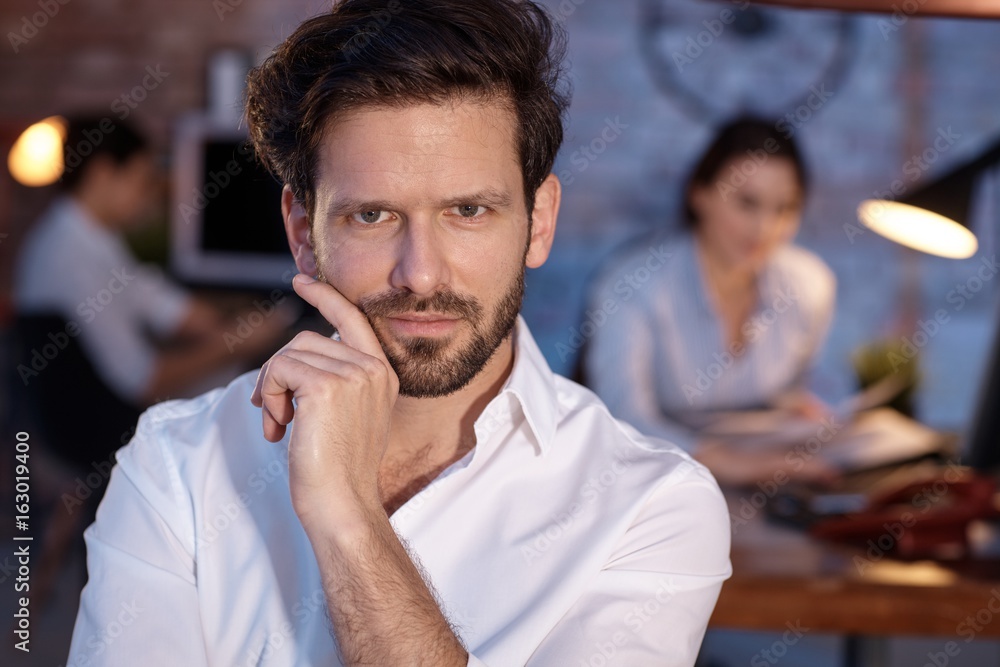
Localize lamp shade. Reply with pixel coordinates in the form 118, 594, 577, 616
856, 136, 1000, 260
901, 136, 1000, 229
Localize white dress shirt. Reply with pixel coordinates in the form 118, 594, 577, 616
14, 196, 192, 402
585, 233, 836, 452
68, 317, 731, 666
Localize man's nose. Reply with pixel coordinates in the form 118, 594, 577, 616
389, 217, 450, 297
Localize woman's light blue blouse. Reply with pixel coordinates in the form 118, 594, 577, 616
584, 233, 836, 452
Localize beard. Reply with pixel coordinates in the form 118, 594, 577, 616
318, 264, 525, 398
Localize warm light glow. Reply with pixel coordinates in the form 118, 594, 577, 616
858, 199, 979, 259
858, 560, 957, 587
8, 116, 67, 187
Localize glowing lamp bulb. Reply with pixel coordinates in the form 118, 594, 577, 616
8, 116, 67, 187
858, 199, 978, 260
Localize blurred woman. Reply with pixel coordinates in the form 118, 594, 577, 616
584, 117, 836, 485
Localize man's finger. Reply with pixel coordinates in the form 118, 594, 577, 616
251, 330, 374, 407
292, 274, 387, 361
261, 403, 286, 443
251, 359, 270, 408
257, 354, 324, 443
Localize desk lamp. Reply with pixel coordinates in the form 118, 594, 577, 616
846, 136, 999, 420
814, 138, 1000, 558
857, 136, 1000, 259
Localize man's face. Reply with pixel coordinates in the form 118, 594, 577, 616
86, 152, 158, 229
303, 99, 535, 397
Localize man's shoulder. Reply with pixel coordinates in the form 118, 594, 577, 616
120, 370, 264, 469
550, 374, 730, 573
551, 373, 717, 488
15, 200, 119, 307
15, 207, 73, 296
141, 368, 256, 424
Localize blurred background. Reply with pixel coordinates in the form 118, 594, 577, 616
1, 0, 999, 665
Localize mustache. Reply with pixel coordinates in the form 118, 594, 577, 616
357, 288, 482, 321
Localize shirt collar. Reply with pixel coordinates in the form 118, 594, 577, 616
481, 315, 559, 457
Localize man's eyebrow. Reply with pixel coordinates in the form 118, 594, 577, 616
324, 188, 514, 219
440, 188, 513, 210
325, 197, 396, 220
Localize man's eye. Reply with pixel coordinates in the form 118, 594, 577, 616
453, 205, 487, 219
352, 210, 390, 224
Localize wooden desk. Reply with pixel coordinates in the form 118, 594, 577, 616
710, 496, 1000, 639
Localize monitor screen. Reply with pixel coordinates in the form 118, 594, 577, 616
199, 140, 287, 256
171, 113, 296, 288
964, 307, 1000, 472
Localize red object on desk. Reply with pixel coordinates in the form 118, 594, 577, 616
811, 468, 1000, 558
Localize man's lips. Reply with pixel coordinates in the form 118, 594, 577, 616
389, 313, 461, 322
384, 313, 461, 336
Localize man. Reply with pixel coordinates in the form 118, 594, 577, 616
14, 116, 290, 410
68, 1, 731, 665
14, 116, 290, 502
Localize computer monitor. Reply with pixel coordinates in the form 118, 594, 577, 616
964, 307, 1000, 472
170, 112, 293, 289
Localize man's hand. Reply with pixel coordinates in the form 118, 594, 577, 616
250, 273, 399, 531
248, 274, 467, 666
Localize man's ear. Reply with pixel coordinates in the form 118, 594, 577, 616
525, 173, 561, 269
282, 184, 318, 276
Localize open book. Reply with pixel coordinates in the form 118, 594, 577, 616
694, 376, 946, 473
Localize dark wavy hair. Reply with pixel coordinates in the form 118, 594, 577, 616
60, 115, 149, 192
244, 0, 570, 220
682, 116, 808, 228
